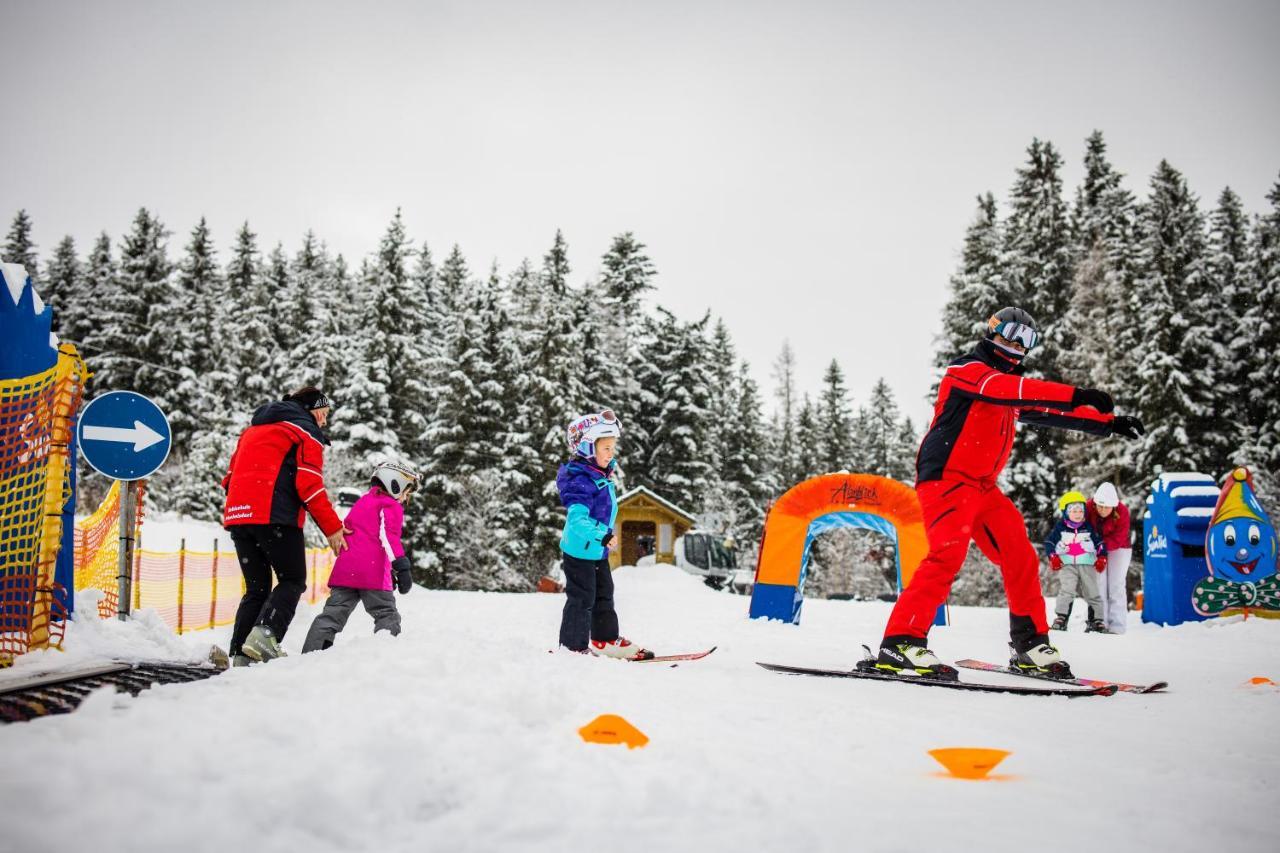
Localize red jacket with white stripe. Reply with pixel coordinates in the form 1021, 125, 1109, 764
916, 343, 1115, 489
221, 401, 343, 536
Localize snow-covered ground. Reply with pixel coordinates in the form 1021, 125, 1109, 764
2, 562, 1277, 853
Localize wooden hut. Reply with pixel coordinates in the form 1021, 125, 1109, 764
609, 486, 697, 569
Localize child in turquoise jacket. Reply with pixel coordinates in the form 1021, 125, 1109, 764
556, 410, 652, 660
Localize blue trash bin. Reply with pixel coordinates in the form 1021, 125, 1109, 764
1142, 473, 1221, 626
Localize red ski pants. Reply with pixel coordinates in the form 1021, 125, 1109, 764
883, 480, 1049, 641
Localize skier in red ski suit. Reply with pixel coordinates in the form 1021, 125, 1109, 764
873, 307, 1144, 681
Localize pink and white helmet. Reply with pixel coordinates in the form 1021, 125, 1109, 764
566, 409, 622, 458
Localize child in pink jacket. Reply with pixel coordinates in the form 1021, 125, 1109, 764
302, 462, 419, 652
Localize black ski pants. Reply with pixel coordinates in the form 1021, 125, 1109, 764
229, 523, 308, 655
558, 554, 619, 651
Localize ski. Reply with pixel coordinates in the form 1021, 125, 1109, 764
954, 659, 1168, 694
633, 647, 717, 664
756, 661, 1117, 697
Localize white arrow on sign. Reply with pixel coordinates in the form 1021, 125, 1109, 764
83, 421, 166, 452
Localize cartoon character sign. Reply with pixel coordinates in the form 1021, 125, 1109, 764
1192, 467, 1280, 618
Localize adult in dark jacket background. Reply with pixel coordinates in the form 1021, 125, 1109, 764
221, 386, 348, 664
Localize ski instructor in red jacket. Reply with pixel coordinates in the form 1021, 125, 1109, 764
872, 308, 1144, 681
221, 386, 349, 664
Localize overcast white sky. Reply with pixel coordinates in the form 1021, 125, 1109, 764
3, 0, 1278, 426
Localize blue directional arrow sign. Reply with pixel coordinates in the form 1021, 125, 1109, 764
77, 391, 172, 480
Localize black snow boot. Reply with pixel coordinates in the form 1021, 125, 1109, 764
1009, 640, 1074, 680
1050, 615, 1069, 631
869, 639, 958, 681
1085, 620, 1112, 634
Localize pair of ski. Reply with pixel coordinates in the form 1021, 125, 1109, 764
758, 654, 1167, 697
550, 648, 717, 664
636, 647, 716, 664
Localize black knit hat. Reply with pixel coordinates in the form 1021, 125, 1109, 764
284, 386, 333, 411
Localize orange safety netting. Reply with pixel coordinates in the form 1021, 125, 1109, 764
73, 479, 146, 619
74, 482, 336, 634
131, 545, 335, 634
0, 344, 87, 666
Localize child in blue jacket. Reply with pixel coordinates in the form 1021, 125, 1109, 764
556, 410, 653, 660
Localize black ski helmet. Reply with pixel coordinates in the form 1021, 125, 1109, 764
985, 307, 1039, 351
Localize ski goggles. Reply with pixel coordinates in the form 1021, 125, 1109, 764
988, 319, 1039, 350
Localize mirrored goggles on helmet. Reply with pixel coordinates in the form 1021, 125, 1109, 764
990, 320, 1038, 350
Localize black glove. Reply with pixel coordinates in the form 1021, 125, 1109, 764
1072, 387, 1115, 414
601, 530, 614, 549
1110, 415, 1145, 440
392, 555, 413, 594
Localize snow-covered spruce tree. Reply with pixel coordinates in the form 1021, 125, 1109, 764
41, 236, 79, 338
721, 361, 773, 553
543, 229, 570, 295
77, 234, 115, 385
597, 232, 656, 428
816, 359, 853, 474
1060, 132, 1140, 486
447, 469, 529, 592
935, 194, 1006, 375
513, 239, 592, 579
855, 378, 915, 482
1131, 160, 1209, 478
290, 232, 346, 395
1000, 140, 1074, 517
419, 261, 490, 587
81, 210, 163, 397
771, 341, 801, 488
356, 212, 431, 472
330, 218, 416, 480
166, 218, 235, 518
697, 319, 741, 531
3, 209, 39, 282
794, 395, 821, 481
472, 266, 535, 583
388, 239, 437, 473
644, 309, 715, 513
1242, 176, 1280, 485
436, 244, 471, 323
1203, 187, 1253, 473
224, 222, 278, 407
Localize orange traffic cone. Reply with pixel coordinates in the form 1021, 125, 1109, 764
579, 714, 649, 749
928, 748, 1011, 780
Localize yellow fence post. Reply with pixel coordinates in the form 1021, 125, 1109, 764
176, 538, 186, 634
209, 538, 219, 630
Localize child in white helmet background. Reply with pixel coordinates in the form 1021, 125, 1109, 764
302, 461, 420, 653
1086, 482, 1133, 634
555, 410, 653, 660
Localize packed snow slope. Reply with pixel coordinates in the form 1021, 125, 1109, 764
2, 562, 1277, 853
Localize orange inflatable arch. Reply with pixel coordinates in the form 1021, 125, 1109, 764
749, 473, 940, 624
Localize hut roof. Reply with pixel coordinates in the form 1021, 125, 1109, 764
616, 486, 697, 525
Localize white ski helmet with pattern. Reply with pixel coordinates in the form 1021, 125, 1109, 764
373, 460, 420, 498
566, 409, 622, 458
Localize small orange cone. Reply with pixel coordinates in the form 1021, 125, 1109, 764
1248, 677, 1275, 686
928, 748, 1011, 780
579, 714, 649, 749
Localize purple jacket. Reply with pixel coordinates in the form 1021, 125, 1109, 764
557, 459, 618, 560
326, 487, 405, 591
